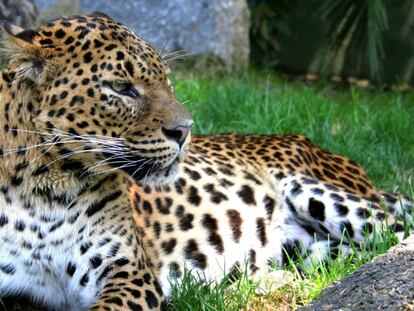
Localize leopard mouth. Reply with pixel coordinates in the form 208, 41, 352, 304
101, 151, 179, 183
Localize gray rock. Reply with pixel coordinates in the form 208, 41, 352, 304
0, 0, 37, 28
299, 234, 414, 311
33, 0, 250, 69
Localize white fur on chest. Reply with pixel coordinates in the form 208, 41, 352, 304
0, 193, 101, 310
154, 178, 284, 296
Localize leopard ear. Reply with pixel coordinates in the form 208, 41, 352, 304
88, 12, 112, 20
1, 20, 40, 55
0, 20, 45, 80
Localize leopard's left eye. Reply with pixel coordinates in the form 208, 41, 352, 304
105, 81, 140, 99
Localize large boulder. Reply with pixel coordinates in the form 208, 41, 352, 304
33, 0, 250, 69
0, 0, 38, 67
299, 234, 414, 311
0, 0, 37, 28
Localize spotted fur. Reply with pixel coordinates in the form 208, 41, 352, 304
130, 133, 413, 295
0, 12, 412, 311
0, 13, 193, 310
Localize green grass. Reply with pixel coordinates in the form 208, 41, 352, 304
174, 71, 413, 192
166, 70, 414, 310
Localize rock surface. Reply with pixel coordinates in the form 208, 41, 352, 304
33, 0, 250, 68
299, 234, 414, 311
0, 0, 37, 28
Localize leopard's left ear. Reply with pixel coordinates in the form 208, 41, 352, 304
0, 20, 47, 80
88, 12, 112, 20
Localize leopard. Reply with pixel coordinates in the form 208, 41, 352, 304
0, 12, 193, 310
0, 11, 412, 311
130, 133, 413, 296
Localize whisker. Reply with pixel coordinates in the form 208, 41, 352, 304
42, 148, 110, 169
9, 128, 126, 144
164, 51, 195, 62
50, 129, 125, 142
131, 158, 153, 179
88, 154, 122, 171
158, 40, 167, 57
87, 155, 148, 173
8, 128, 56, 136
31, 135, 64, 162
3, 138, 84, 156
123, 124, 144, 136
91, 162, 135, 178
161, 48, 186, 59
3, 129, 125, 161
143, 161, 157, 185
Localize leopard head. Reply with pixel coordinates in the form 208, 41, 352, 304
0, 12, 193, 184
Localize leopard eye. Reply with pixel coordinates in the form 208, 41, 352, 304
105, 80, 140, 99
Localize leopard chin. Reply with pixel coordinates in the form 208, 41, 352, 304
138, 159, 180, 186
141, 146, 189, 185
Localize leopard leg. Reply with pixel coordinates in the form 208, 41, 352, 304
278, 175, 409, 244
276, 217, 358, 270
301, 239, 357, 269
89, 256, 165, 311
379, 190, 413, 223
276, 220, 317, 266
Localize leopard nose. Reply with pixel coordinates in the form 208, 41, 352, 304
162, 124, 193, 147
